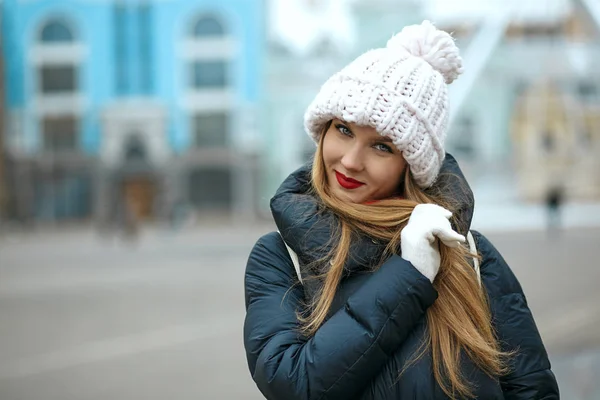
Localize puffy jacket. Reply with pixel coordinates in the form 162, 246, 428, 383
243, 154, 559, 400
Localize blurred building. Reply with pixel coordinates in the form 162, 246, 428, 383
1, 0, 264, 224
431, 0, 600, 202
264, 0, 600, 211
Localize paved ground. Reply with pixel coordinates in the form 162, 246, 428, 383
0, 223, 598, 399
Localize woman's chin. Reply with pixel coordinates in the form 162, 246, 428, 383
330, 186, 367, 204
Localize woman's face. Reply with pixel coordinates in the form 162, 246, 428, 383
322, 119, 407, 204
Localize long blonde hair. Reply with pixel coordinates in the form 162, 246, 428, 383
299, 128, 510, 399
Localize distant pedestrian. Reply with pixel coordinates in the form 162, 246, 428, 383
546, 186, 564, 235
243, 21, 558, 399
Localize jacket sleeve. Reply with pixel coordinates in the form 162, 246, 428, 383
243, 232, 438, 400
475, 232, 560, 399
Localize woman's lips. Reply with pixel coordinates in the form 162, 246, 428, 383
335, 170, 365, 190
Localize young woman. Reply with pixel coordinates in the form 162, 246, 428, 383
244, 21, 559, 399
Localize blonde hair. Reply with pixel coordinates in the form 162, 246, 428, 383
299, 126, 510, 398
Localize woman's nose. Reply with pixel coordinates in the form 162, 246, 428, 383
340, 145, 364, 172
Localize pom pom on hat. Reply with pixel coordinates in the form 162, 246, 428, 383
386, 20, 463, 84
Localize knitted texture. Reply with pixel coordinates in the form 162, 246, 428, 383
304, 20, 464, 188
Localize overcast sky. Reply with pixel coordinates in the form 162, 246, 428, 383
269, 0, 573, 55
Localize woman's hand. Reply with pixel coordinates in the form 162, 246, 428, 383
400, 204, 465, 282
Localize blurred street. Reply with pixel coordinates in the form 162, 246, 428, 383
0, 223, 599, 399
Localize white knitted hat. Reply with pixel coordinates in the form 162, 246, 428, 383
304, 20, 464, 188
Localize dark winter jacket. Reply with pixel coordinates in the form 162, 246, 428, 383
243, 154, 559, 400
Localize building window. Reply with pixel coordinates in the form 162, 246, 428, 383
36, 19, 81, 95
192, 16, 225, 38
193, 112, 228, 148
40, 65, 77, 93
192, 61, 227, 88
139, 2, 154, 94
542, 130, 555, 152
34, 172, 92, 220
522, 24, 562, 38
506, 23, 562, 40
187, 14, 230, 90
124, 134, 147, 162
189, 167, 232, 209
578, 81, 599, 104
580, 113, 598, 150
515, 80, 528, 97
42, 116, 78, 152
113, 2, 129, 95
40, 21, 74, 43
185, 11, 233, 148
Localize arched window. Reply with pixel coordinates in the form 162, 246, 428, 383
189, 15, 228, 89
40, 20, 74, 43
37, 19, 79, 94
192, 16, 225, 38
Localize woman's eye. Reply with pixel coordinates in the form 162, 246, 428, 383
374, 143, 393, 153
335, 124, 352, 137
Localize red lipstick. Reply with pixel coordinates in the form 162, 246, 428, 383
335, 170, 365, 190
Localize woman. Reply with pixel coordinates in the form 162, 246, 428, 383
244, 21, 559, 399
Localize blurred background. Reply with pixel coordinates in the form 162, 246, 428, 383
1, 0, 599, 398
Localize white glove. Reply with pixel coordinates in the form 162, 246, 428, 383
401, 204, 466, 282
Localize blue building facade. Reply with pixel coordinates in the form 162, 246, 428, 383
2, 0, 265, 222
